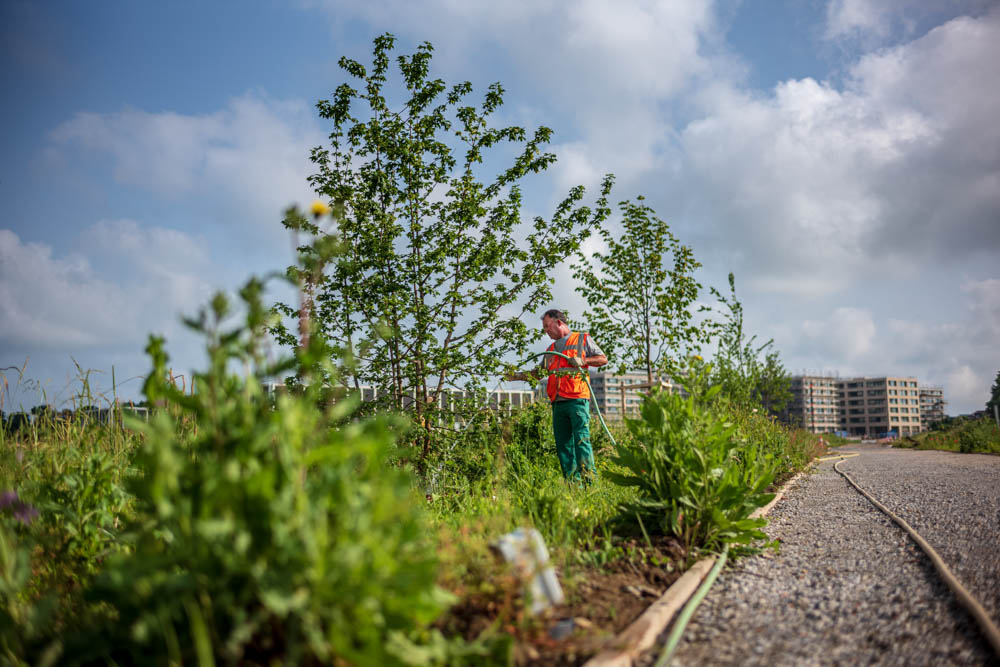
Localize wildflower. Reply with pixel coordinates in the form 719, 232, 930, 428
13, 503, 39, 525
0, 489, 39, 525
0, 490, 16, 509
310, 200, 331, 218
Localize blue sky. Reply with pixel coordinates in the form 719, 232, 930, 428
2, 0, 999, 414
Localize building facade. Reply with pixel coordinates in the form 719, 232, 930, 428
587, 370, 683, 419
919, 386, 946, 427
844, 376, 921, 437
785, 375, 841, 433
784, 375, 928, 437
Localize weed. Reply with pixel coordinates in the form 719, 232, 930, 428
606, 367, 777, 554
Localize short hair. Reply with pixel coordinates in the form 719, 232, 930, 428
542, 308, 567, 323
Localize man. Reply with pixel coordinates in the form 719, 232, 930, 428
508, 309, 608, 481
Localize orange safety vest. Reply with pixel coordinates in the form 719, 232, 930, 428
546, 332, 591, 401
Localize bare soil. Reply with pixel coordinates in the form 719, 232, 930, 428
435, 536, 686, 666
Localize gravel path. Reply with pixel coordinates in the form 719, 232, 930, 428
646, 443, 1000, 666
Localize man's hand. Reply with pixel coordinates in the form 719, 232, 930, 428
569, 355, 586, 369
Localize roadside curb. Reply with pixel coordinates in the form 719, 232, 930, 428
582, 466, 810, 666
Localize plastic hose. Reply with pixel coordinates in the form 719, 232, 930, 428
653, 544, 730, 667
830, 454, 1000, 658
519, 350, 618, 449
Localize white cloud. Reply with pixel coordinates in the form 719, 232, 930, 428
801, 307, 877, 361
49, 94, 323, 234
0, 222, 214, 350
677, 7, 1000, 296
824, 0, 897, 41
823, 0, 997, 43
785, 276, 1000, 413
944, 365, 984, 413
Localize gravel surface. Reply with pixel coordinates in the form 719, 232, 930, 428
643, 443, 1000, 666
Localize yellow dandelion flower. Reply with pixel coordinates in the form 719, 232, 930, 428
310, 200, 331, 218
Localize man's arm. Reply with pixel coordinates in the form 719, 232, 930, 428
580, 334, 608, 369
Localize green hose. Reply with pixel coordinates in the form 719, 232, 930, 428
519, 350, 618, 450
653, 543, 730, 667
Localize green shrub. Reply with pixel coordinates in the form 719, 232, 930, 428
729, 409, 822, 484
605, 378, 776, 554
61, 280, 461, 666
957, 418, 1000, 454
902, 417, 1000, 455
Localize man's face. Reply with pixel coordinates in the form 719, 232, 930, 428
542, 315, 564, 340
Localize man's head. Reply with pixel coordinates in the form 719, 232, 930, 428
541, 309, 571, 340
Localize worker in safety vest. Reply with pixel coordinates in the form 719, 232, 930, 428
508, 309, 607, 481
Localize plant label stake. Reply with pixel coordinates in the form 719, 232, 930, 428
491, 528, 564, 614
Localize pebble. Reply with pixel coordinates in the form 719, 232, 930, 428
639, 442, 1000, 666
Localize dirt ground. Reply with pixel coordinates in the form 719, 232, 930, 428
436, 536, 687, 666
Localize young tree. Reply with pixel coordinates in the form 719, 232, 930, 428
271, 34, 613, 465
987, 370, 1000, 414
710, 273, 791, 413
571, 196, 705, 383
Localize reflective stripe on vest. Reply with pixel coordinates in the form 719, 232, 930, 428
546, 332, 590, 401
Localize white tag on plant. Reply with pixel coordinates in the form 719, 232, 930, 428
491, 527, 564, 614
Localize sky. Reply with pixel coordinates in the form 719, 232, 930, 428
1, 0, 998, 415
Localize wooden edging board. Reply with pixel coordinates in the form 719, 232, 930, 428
583, 468, 810, 667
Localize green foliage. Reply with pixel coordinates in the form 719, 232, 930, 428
64, 277, 457, 666
729, 409, 825, 485
0, 400, 138, 663
898, 417, 1000, 455
500, 401, 555, 478
987, 370, 1000, 414
271, 33, 614, 470
572, 196, 705, 383
605, 366, 777, 553
820, 432, 852, 447
710, 273, 791, 413
0, 520, 55, 666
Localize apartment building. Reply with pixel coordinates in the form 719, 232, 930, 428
843, 376, 921, 437
919, 386, 946, 427
587, 370, 684, 419
784, 375, 926, 437
784, 375, 841, 433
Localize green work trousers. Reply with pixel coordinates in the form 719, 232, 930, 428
551, 399, 595, 481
